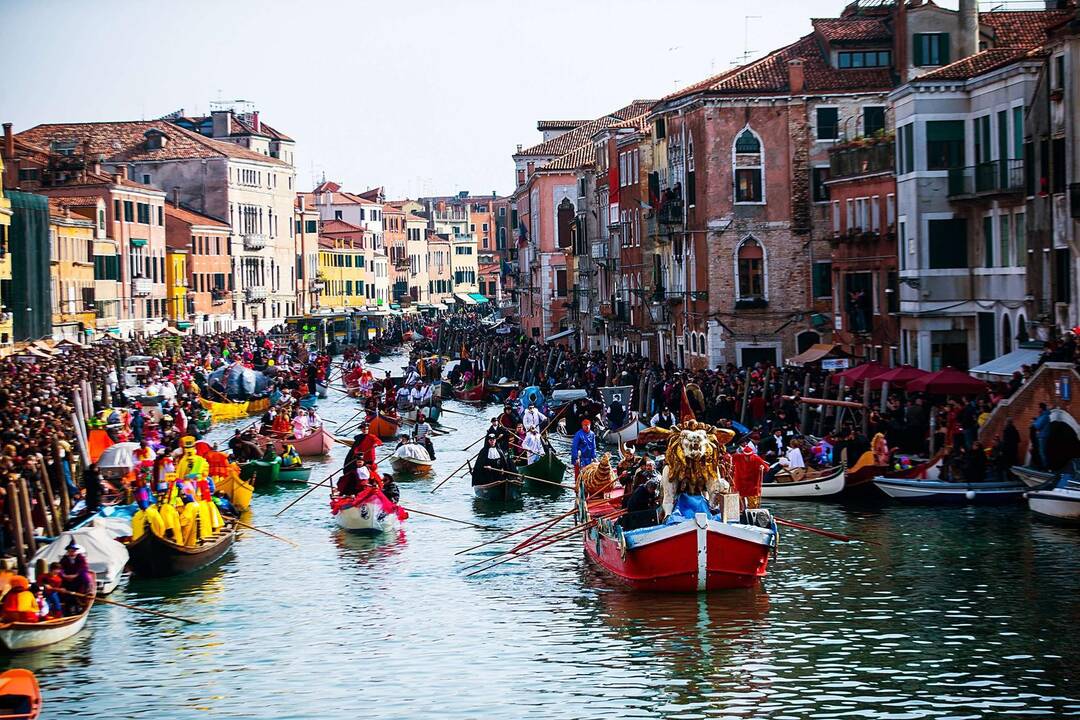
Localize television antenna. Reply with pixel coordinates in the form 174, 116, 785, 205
732, 15, 762, 66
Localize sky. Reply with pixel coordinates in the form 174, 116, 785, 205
1, 0, 964, 199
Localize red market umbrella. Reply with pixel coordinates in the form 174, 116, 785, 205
905, 367, 988, 395
835, 362, 888, 384
870, 365, 929, 390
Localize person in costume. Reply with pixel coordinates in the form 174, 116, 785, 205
521, 404, 547, 433
571, 418, 598, 479
1, 576, 40, 623
59, 542, 93, 613
175, 436, 209, 481
471, 433, 514, 487
281, 444, 302, 468
871, 432, 890, 466
522, 426, 544, 465
732, 444, 770, 509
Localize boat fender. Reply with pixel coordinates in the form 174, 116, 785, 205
616, 526, 627, 562
965, 490, 976, 501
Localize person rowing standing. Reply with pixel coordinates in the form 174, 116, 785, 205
571, 418, 597, 480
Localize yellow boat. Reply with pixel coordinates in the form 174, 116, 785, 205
214, 463, 255, 512
198, 396, 271, 423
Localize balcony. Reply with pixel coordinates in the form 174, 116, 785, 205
211, 288, 229, 305
242, 233, 268, 251
244, 287, 268, 303
947, 160, 1024, 200
829, 141, 894, 180
309, 278, 325, 292
132, 277, 152, 296
657, 198, 684, 226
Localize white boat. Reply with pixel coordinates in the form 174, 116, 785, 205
0, 579, 95, 651
601, 414, 647, 445
32, 526, 128, 595
335, 501, 401, 535
1010, 465, 1058, 489
761, 465, 846, 499
871, 477, 1025, 503
389, 442, 433, 473
1028, 476, 1080, 522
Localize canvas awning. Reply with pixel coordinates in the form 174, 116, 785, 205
968, 347, 1043, 380
454, 293, 477, 305
469, 293, 490, 304
785, 343, 850, 367
545, 328, 575, 342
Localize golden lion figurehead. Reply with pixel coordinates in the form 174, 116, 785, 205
659, 421, 735, 516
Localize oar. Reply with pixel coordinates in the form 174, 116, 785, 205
430, 454, 476, 493
273, 473, 339, 517
398, 506, 497, 530
775, 517, 878, 545
489, 467, 569, 490
454, 507, 578, 555
56, 588, 200, 624
234, 518, 299, 547
462, 507, 624, 572
465, 518, 598, 577
508, 510, 572, 554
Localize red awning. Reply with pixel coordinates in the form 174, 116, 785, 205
870, 365, 929, 390
835, 362, 888, 383
906, 367, 988, 395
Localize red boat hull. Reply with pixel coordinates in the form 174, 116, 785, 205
454, 381, 486, 403
583, 514, 775, 592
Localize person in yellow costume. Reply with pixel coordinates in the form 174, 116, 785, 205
178, 495, 203, 546
175, 436, 209, 480
280, 444, 302, 468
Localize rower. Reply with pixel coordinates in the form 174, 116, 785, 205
521, 404, 547, 433
408, 380, 427, 408
651, 408, 677, 429
608, 393, 627, 429
281, 444, 302, 468
471, 433, 512, 486
571, 419, 597, 480
414, 414, 436, 459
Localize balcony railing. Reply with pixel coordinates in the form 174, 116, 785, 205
947, 159, 1025, 198
242, 233, 267, 251
132, 277, 152, 296
245, 287, 268, 303
657, 199, 684, 226
829, 141, 894, 180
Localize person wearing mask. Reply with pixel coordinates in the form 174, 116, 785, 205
471, 434, 513, 486
522, 426, 544, 465
521, 405, 547, 433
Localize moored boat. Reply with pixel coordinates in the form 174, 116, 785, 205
369, 414, 400, 440
843, 451, 943, 498
0, 669, 41, 718
389, 443, 434, 474
127, 521, 236, 578
581, 489, 777, 592
473, 479, 522, 502
600, 414, 647, 446
871, 477, 1025, 504
1011, 465, 1058, 489
516, 451, 568, 493
0, 580, 95, 652
198, 396, 271, 423
1027, 486, 1080, 522
761, 464, 845, 499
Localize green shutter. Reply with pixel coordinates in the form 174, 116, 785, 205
939, 33, 950, 65
913, 35, 925, 66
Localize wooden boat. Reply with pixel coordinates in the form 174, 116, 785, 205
843, 452, 943, 498
127, 521, 236, 578
454, 380, 487, 403
0, 669, 42, 718
761, 464, 846, 499
334, 496, 401, 535
871, 477, 1025, 504
369, 414, 400, 440
366, 352, 382, 364
600, 414, 647, 445
581, 489, 777, 592
389, 443, 434, 474
198, 396, 270, 423
240, 458, 280, 486
266, 426, 334, 457
516, 451, 568, 493
278, 465, 313, 484
0, 580, 95, 652
1028, 486, 1080, 522
215, 469, 253, 512
1010, 465, 1058, 489
486, 381, 518, 402
472, 479, 522, 502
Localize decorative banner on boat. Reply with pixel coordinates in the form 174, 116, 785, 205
598, 385, 634, 408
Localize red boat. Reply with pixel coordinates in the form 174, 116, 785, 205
454, 380, 486, 403
580, 489, 777, 592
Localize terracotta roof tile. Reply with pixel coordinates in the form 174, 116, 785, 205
16, 120, 288, 166
320, 218, 366, 234
536, 120, 588, 130
541, 144, 596, 172
915, 47, 1034, 81
164, 204, 230, 228
515, 100, 656, 158
812, 17, 891, 43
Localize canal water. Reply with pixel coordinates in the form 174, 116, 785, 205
4, 347, 1079, 718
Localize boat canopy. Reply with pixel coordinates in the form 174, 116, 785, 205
31, 526, 129, 583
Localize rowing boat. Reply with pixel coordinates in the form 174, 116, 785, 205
198, 396, 270, 423
278, 465, 313, 484
871, 477, 1025, 503
240, 458, 280, 486
332, 489, 406, 535
369, 415, 400, 439
0, 579, 95, 652
1010, 465, 1058, 489
761, 464, 846, 499
1028, 484, 1080, 522
264, 426, 334, 457
472, 479, 522, 502
516, 450, 568, 493
600, 414, 647, 445
389, 442, 434, 474
454, 380, 487, 403
215, 470, 253, 512
127, 521, 236, 578
486, 381, 518, 402
0, 669, 41, 717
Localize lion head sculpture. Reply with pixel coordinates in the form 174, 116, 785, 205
658, 420, 735, 518
580, 452, 615, 496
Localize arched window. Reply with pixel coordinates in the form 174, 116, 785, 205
699, 332, 708, 357
797, 330, 821, 354
690, 333, 698, 354
1017, 314, 1028, 342
735, 236, 766, 302
1002, 314, 1013, 354
733, 127, 764, 203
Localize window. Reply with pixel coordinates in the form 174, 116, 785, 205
812, 167, 830, 203
926, 121, 964, 170
334, 210, 342, 220
886, 194, 896, 228
1013, 107, 1024, 160
123, 201, 134, 222
736, 237, 765, 300
735, 130, 760, 154
812, 262, 832, 299
973, 115, 991, 164
555, 269, 567, 297
914, 33, 949, 67
928, 218, 968, 269
999, 215, 1011, 267
837, 50, 891, 69
899, 221, 908, 270
655, 117, 666, 139
1054, 54, 1066, 91
157, 206, 163, 226
899, 124, 915, 174
1014, 212, 1026, 265
831, 200, 841, 233
816, 108, 839, 140
870, 195, 881, 232
305, 220, 317, 234
734, 128, 764, 204
17, 168, 40, 182
983, 215, 994, 268
864, 106, 886, 137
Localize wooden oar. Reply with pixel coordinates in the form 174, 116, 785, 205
454, 507, 578, 555
273, 472, 339, 517
398, 506, 498, 530
56, 588, 200, 624
508, 510, 571, 554
462, 507, 624, 572
490, 467, 572, 491
430, 454, 475, 493
465, 518, 597, 577
538, 402, 570, 436
234, 518, 299, 547
775, 517, 878, 545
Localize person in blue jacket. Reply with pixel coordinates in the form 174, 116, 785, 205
571, 418, 597, 480
1032, 403, 1052, 469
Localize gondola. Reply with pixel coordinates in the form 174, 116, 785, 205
214, 470, 253, 512
761, 464, 845, 499
486, 380, 519, 402
369, 414, 400, 440
472, 479, 522, 502
127, 521, 236, 578
516, 450, 568, 493
0, 669, 41, 717
389, 442, 434, 474
1010, 465, 1058, 489
600, 414, 647, 446
870, 477, 1025, 504
0, 579, 95, 652
843, 451, 943, 499
454, 380, 487, 403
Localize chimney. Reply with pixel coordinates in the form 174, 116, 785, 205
959, 0, 979, 59
211, 110, 232, 139
787, 59, 805, 94
895, 0, 909, 83
172, 186, 180, 208
252, 111, 260, 133
2, 123, 13, 160
112, 166, 127, 184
